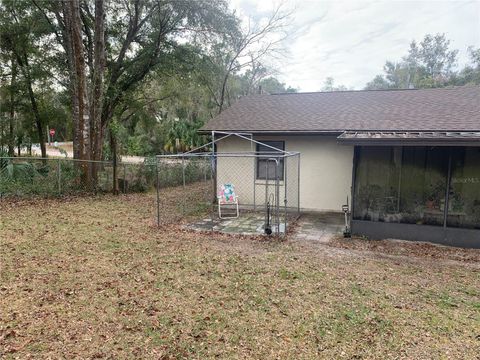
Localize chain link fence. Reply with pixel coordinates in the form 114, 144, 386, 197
1, 134, 301, 238
155, 156, 212, 225
0, 157, 156, 199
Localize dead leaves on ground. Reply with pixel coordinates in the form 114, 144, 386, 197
1, 191, 479, 359
328, 236, 480, 264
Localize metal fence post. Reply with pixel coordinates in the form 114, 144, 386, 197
253, 155, 256, 211
203, 156, 208, 215
156, 158, 160, 227
123, 163, 127, 194
0, 158, 2, 201
276, 158, 280, 237
57, 158, 61, 194
212, 155, 216, 233
284, 155, 288, 236
297, 154, 301, 214
182, 156, 185, 215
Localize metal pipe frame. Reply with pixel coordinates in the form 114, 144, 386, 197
156, 152, 300, 158
0, 156, 112, 164
155, 131, 300, 159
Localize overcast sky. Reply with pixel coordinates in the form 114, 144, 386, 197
231, 0, 480, 91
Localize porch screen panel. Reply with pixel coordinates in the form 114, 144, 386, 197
353, 147, 402, 222
354, 146, 449, 226
447, 147, 480, 229
398, 147, 449, 226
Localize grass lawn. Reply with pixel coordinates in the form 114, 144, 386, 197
1, 189, 479, 359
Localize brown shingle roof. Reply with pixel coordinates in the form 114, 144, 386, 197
201, 86, 480, 133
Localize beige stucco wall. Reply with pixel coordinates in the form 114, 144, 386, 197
216, 135, 354, 212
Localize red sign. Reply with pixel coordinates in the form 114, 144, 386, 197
49, 129, 56, 137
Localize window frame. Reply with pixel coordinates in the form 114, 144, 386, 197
256, 141, 285, 181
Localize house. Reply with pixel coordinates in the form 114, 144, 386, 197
201, 86, 480, 248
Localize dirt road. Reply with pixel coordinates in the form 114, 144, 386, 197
29, 142, 146, 164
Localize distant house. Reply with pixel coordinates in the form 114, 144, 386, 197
201, 86, 480, 248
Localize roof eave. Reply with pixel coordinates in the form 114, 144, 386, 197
198, 129, 345, 136
337, 138, 480, 147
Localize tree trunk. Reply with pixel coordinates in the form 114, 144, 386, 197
8, 57, 16, 157
110, 128, 119, 195
8, 115, 14, 156
63, 0, 91, 187
0, 118, 3, 151
12, 51, 46, 160
25, 77, 46, 160
58, 2, 78, 160
218, 73, 229, 113
89, 0, 106, 183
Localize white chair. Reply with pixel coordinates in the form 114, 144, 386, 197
218, 183, 239, 219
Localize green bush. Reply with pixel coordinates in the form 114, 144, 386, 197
0, 157, 58, 197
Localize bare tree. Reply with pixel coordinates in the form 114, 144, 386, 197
206, 3, 292, 113
242, 56, 276, 95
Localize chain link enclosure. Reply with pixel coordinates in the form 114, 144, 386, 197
155, 132, 300, 237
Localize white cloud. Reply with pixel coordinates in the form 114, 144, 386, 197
231, 0, 480, 91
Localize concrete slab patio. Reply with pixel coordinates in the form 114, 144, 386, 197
185, 212, 286, 235
186, 211, 344, 241
293, 213, 344, 242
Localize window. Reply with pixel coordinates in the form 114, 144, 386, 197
256, 141, 285, 180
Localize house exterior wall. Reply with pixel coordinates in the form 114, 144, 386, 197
216, 135, 354, 212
